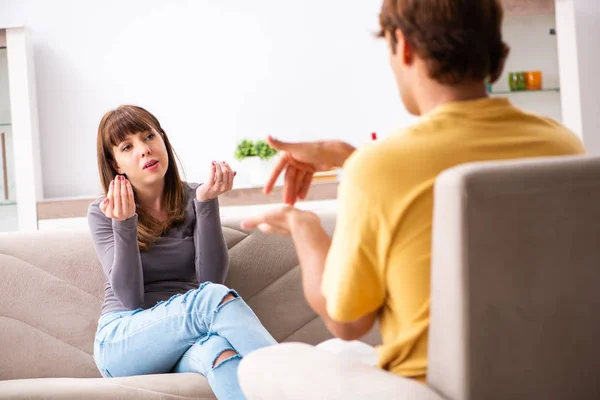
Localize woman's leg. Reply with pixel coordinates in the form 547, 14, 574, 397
173, 333, 245, 399
94, 283, 275, 377
170, 290, 277, 399
203, 291, 277, 356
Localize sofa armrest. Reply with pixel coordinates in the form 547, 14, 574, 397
238, 343, 446, 400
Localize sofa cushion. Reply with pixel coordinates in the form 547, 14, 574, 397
0, 373, 213, 400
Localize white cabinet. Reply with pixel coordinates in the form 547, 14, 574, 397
0, 27, 43, 232
490, 6, 562, 123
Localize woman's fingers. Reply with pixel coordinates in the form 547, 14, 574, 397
107, 179, 114, 199
206, 162, 217, 188
221, 161, 234, 191
104, 180, 114, 217
126, 178, 135, 216
99, 177, 135, 220
217, 161, 229, 187
214, 161, 224, 186
113, 177, 121, 216
120, 176, 128, 215
99, 197, 108, 214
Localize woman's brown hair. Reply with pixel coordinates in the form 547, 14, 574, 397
96, 105, 186, 251
378, 0, 510, 84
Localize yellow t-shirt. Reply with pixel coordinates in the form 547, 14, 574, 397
321, 98, 585, 381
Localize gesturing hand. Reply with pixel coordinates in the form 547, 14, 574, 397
240, 205, 319, 236
100, 175, 136, 221
264, 136, 355, 205
196, 161, 236, 202
240, 205, 297, 236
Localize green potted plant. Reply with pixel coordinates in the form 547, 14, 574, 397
233, 139, 279, 186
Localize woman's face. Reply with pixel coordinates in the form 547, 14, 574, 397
112, 129, 169, 188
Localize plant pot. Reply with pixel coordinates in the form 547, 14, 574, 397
234, 157, 282, 187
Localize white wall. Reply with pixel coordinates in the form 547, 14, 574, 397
0, 1, 579, 199
0, 0, 411, 198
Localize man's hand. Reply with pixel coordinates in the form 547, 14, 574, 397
264, 136, 355, 205
240, 205, 317, 236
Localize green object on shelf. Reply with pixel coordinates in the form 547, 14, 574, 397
517, 72, 527, 90
509, 73, 519, 91
508, 72, 528, 91
0, 123, 11, 127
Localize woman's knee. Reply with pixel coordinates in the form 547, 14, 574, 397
219, 293, 236, 306
186, 283, 241, 319
198, 283, 238, 305
213, 349, 239, 368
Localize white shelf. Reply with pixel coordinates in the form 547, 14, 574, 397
490, 88, 560, 95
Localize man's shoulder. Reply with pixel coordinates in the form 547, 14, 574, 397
508, 110, 586, 154
344, 127, 427, 177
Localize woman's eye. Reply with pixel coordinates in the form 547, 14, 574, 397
121, 145, 131, 152
146, 133, 155, 140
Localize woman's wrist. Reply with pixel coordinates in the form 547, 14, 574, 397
196, 195, 212, 202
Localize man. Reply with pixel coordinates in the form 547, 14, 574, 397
241, 0, 585, 385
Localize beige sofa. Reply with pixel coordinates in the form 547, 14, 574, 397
0, 212, 379, 399
3, 155, 600, 400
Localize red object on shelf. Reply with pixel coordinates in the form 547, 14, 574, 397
371, 132, 377, 141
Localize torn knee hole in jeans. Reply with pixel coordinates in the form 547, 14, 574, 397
212, 349, 241, 369
217, 290, 239, 308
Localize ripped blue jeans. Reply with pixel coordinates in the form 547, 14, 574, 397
93, 282, 277, 400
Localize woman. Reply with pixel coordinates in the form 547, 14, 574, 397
88, 105, 275, 400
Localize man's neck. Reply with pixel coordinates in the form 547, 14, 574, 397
415, 77, 489, 116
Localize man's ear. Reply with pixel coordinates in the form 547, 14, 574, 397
395, 28, 414, 65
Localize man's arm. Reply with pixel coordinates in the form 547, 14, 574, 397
289, 210, 378, 341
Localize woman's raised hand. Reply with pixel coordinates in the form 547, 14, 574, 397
100, 175, 136, 221
196, 161, 236, 202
